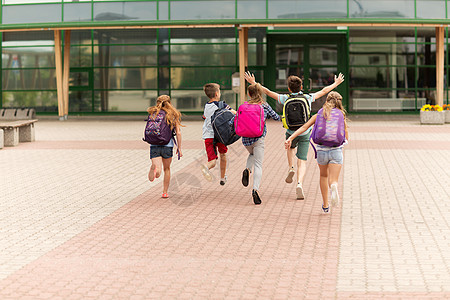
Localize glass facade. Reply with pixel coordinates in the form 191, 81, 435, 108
0, 0, 449, 113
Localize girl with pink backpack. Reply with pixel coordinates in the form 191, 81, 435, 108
285, 92, 348, 213
233, 83, 281, 205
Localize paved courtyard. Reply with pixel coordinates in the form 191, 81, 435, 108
0, 115, 449, 299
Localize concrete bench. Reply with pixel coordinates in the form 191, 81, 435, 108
0, 119, 37, 147
0, 108, 36, 120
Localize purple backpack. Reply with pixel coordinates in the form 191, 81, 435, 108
143, 110, 173, 145
311, 108, 345, 147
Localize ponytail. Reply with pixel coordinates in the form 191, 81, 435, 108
247, 83, 264, 104
323, 91, 347, 120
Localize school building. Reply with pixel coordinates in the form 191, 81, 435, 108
1, 0, 450, 118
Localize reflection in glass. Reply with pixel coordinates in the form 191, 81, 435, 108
171, 44, 236, 66
170, 28, 236, 43
69, 91, 92, 112
94, 68, 158, 89
310, 68, 337, 89
237, 0, 266, 19
170, 1, 235, 20
2, 91, 57, 111
94, 45, 158, 67
276, 45, 303, 65
275, 67, 304, 90
94, 29, 157, 45
64, 3, 91, 22
93, 90, 157, 112
349, 0, 414, 18
350, 43, 415, 66
248, 43, 266, 66
171, 67, 235, 89
69, 72, 89, 87
159, 1, 169, 20
416, 0, 445, 19
70, 46, 92, 67
94, 2, 157, 22
3, 69, 56, 90
2, 47, 55, 68
268, 0, 347, 19
171, 90, 236, 111
3, 4, 62, 24
417, 66, 436, 88
350, 66, 415, 89
309, 45, 337, 65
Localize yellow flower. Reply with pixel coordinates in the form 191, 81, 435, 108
421, 104, 432, 111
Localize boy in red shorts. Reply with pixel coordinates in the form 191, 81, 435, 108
201, 83, 236, 185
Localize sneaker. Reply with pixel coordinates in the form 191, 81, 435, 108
296, 183, 305, 200
330, 183, 340, 207
242, 168, 249, 187
322, 205, 330, 213
252, 189, 261, 205
220, 175, 227, 186
285, 168, 295, 184
162, 193, 169, 198
200, 164, 213, 182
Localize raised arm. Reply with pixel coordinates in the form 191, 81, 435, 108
244, 71, 281, 102
312, 73, 345, 100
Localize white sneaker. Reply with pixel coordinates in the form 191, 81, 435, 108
220, 175, 227, 186
296, 183, 304, 200
330, 183, 340, 207
200, 164, 213, 182
285, 168, 295, 184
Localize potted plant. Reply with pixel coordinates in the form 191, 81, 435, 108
443, 104, 450, 123
420, 104, 445, 124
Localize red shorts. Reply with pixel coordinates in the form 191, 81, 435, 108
204, 138, 228, 162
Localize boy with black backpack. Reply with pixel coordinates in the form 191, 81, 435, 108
201, 83, 236, 185
244, 71, 344, 200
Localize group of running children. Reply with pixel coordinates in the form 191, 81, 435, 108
143, 71, 347, 213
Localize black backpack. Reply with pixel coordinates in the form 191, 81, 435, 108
281, 94, 311, 131
211, 101, 241, 145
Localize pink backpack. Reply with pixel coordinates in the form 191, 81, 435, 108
234, 102, 265, 138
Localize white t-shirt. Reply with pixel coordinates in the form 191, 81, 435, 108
202, 101, 231, 139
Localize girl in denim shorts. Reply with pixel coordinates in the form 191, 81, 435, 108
285, 91, 348, 214
147, 95, 183, 199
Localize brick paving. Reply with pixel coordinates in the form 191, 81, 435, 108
0, 116, 449, 299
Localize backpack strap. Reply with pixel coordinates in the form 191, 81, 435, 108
309, 135, 318, 159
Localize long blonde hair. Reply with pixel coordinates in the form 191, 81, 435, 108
147, 95, 182, 129
322, 91, 347, 120
247, 83, 264, 104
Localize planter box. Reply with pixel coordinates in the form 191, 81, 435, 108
420, 110, 445, 124
445, 110, 450, 123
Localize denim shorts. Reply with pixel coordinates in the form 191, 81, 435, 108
150, 145, 173, 159
316, 148, 343, 165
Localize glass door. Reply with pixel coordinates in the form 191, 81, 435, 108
266, 34, 348, 112
69, 67, 93, 112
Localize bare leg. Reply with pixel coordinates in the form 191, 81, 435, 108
207, 159, 216, 170
219, 153, 227, 179
296, 158, 307, 184
318, 164, 329, 208
148, 157, 162, 182
162, 157, 172, 194
328, 163, 342, 187
287, 148, 296, 168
